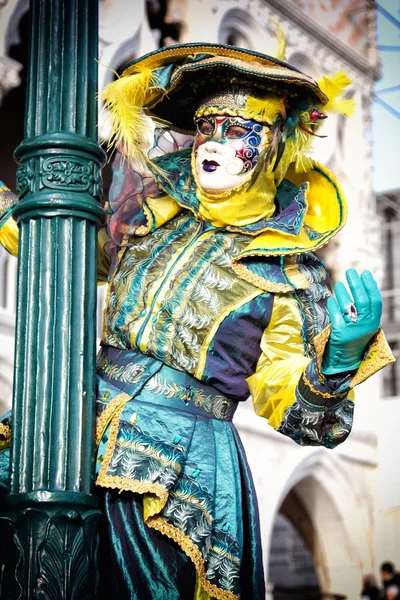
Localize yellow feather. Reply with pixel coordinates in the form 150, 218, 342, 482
271, 21, 286, 61
317, 72, 355, 116
102, 67, 166, 171
245, 95, 282, 124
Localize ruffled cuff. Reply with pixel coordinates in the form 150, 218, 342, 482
298, 326, 395, 409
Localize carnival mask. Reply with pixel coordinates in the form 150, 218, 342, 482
193, 115, 267, 193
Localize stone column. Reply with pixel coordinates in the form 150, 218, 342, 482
0, 0, 105, 597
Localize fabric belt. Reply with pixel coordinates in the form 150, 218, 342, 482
97, 345, 238, 421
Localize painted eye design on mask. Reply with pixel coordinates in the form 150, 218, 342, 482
196, 118, 215, 136
224, 125, 251, 139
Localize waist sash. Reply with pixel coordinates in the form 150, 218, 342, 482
96, 345, 237, 421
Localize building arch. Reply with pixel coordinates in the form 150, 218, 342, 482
286, 51, 319, 79
266, 450, 372, 599
3, 0, 28, 57
218, 8, 281, 55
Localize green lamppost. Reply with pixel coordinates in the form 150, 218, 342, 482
0, 0, 105, 597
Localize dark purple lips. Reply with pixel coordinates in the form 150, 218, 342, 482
202, 159, 220, 172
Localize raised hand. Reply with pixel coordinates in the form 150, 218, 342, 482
321, 269, 382, 376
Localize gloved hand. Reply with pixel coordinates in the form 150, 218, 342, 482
321, 269, 382, 376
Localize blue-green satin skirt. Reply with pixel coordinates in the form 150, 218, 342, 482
95, 346, 265, 599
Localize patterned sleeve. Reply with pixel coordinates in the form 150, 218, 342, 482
0, 181, 111, 284
247, 253, 394, 449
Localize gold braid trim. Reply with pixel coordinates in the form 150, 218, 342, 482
95, 394, 238, 599
96, 399, 237, 598
232, 261, 293, 293
301, 372, 347, 399
313, 325, 331, 380
350, 327, 395, 388
96, 392, 133, 447
147, 515, 238, 600
96, 404, 170, 509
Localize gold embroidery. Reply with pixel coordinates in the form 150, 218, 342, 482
95, 392, 132, 446
312, 326, 395, 389
195, 105, 268, 126
147, 516, 238, 600
350, 327, 395, 388
232, 261, 293, 293
313, 325, 331, 377
96, 405, 170, 507
301, 373, 346, 399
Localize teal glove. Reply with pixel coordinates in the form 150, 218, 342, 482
321, 269, 382, 376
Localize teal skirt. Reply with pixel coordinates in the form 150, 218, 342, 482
95, 346, 265, 600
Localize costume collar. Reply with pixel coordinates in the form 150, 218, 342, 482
151, 148, 308, 236
150, 148, 347, 257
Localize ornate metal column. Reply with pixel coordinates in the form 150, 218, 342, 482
0, 0, 105, 598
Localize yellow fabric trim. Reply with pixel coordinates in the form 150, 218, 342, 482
0, 215, 19, 258
145, 194, 182, 229
95, 392, 132, 446
247, 294, 310, 428
147, 515, 238, 600
195, 289, 262, 379
236, 161, 346, 258
313, 325, 331, 382
233, 256, 310, 293
283, 255, 310, 289
301, 372, 346, 399
350, 327, 395, 388
194, 573, 213, 600
0, 423, 10, 440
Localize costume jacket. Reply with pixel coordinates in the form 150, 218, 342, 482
0, 147, 393, 599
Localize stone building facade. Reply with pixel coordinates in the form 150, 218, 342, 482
0, 1, 397, 598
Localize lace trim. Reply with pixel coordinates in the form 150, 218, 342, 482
350, 327, 395, 388
96, 405, 169, 509
232, 260, 293, 293
147, 515, 238, 600
313, 325, 331, 381
95, 392, 132, 446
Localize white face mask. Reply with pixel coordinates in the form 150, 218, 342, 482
193, 115, 267, 193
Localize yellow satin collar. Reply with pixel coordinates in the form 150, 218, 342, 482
192, 154, 277, 228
